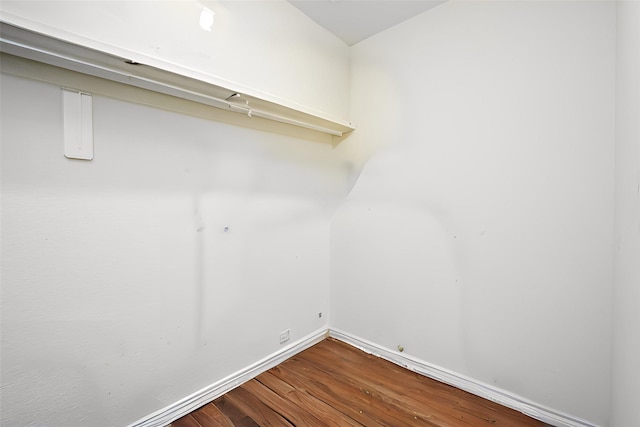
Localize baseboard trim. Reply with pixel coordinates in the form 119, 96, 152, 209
129, 326, 598, 427
328, 328, 598, 427
127, 327, 329, 427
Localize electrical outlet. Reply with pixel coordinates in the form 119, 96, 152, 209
279, 329, 290, 344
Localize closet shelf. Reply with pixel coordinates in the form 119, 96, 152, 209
0, 21, 355, 137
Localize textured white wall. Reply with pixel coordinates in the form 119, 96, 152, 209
0, 60, 348, 425
332, 2, 615, 425
2, 1, 632, 426
611, 2, 640, 426
1, 2, 351, 425
0, 0, 351, 120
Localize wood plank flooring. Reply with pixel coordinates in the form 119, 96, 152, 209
170, 338, 548, 427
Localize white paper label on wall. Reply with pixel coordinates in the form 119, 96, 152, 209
62, 89, 93, 160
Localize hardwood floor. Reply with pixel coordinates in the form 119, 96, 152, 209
170, 338, 548, 427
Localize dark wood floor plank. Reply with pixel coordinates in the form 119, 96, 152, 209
298, 339, 545, 427
180, 338, 548, 427
169, 414, 203, 427
298, 343, 467, 418
267, 363, 388, 427
256, 369, 363, 426
240, 378, 329, 427
188, 402, 235, 427
199, 403, 235, 427
322, 339, 543, 425
280, 357, 439, 426
294, 346, 469, 426
211, 395, 261, 427
221, 380, 293, 427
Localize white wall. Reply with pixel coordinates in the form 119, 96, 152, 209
1, 2, 352, 425
610, 2, 640, 426
0, 56, 349, 425
2, 1, 633, 426
0, 0, 350, 120
332, 2, 615, 425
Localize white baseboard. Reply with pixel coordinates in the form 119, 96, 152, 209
328, 328, 599, 427
127, 327, 328, 427
128, 326, 598, 427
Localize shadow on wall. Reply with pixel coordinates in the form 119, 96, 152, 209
331, 146, 469, 371
0, 69, 351, 426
